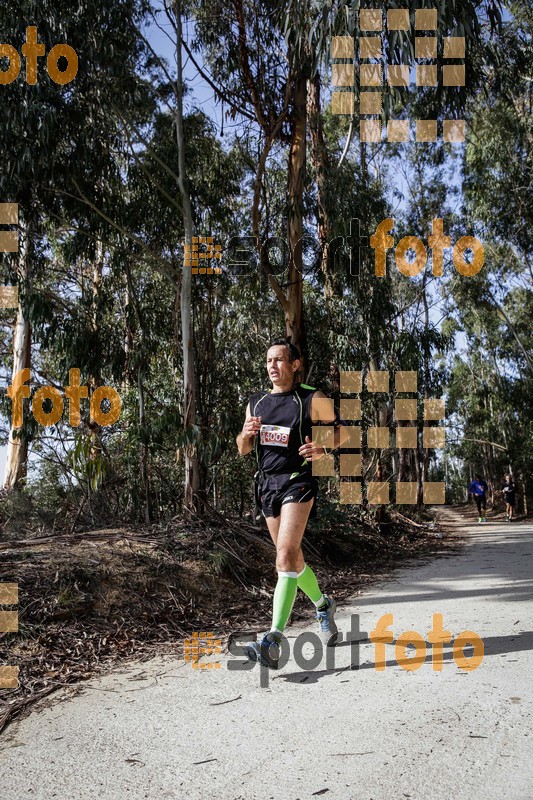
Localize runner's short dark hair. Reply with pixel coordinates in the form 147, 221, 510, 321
268, 339, 301, 362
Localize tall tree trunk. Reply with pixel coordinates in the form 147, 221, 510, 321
138, 366, 152, 522
88, 240, 103, 461
421, 277, 431, 491
415, 449, 423, 508
519, 472, 528, 517
3, 218, 31, 490
123, 269, 134, 389
124, 260, 152, 521
286, 74, 307, 367
307, 73, 333, 298
174, 1, 202, 513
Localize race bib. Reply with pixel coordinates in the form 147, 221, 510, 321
260, 424, 290, 447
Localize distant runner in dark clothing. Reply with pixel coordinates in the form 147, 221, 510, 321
502, 474, 516, 522
468, 474, 488, 523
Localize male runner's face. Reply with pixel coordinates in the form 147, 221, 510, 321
266, 345, 298, 390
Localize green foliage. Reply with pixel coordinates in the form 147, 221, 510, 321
0, 0, 528, 525
67, 433, 109, 493
441, 8, 533, 511
206, 548, 235, 577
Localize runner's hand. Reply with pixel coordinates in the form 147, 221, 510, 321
242, 415, 261, 440
298, 435, 326, 461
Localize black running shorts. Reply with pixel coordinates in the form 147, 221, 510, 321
474, 495, 487, 513
256, 472, 318, 519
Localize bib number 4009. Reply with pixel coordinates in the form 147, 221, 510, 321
260, 425, 290, 447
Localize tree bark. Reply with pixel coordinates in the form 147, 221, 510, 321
88, 240, 104, 461
174, 0, 202, 513
307, 73, 333, 298
3, 218, 31, 490
422, 276, 431, 489
138, 366, 152, 522
286, 74, 308, 367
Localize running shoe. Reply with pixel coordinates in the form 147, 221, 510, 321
316, 595, 338, 646
478, 517, 482, 523
481, 516, 486, 522
243, 632, 280, 669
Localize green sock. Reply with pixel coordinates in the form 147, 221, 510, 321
297, 564, 325, 607
271, 572, 298, 634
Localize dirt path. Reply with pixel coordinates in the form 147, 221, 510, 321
1, 508, 531, 800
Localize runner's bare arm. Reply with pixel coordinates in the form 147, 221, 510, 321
236, 402, 262, 456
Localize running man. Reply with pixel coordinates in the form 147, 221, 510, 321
468, 473, 489, 523
502, 473, 516, 521
236, 340, 348, 669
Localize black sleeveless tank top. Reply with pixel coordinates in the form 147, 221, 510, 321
249, 383, 317, 477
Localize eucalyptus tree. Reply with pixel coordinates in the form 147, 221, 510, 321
464, 2, 532, 269
462, 4, 532, 373
117, 102, 243, 514
189, 0, 502, 370
0, 0, 152, 489
442, 5, 532, 509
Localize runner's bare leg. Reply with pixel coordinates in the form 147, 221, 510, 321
266, 500, 314, 573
